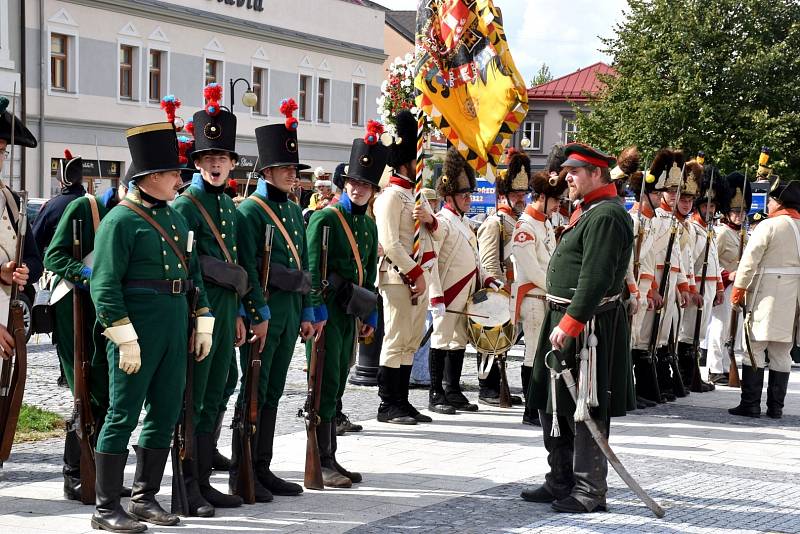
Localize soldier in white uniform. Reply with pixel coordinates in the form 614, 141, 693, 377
475, 149, 529, 408
428, 148, 479, 414
704, 172, 751, 385
374, 110, 440, 425
510, 159, 567, 426
729, 177, 800, 419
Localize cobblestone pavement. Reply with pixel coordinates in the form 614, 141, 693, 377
2, 338, 799, 533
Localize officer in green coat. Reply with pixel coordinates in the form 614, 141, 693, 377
306, 126, 384, 488
44, 179, 127, 502
171, 86, 245, 515
521, 143, 635, 514
90, 122, 215, 533
230, 98, 314, 501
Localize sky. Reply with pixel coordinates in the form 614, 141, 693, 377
371, 0, 630, 84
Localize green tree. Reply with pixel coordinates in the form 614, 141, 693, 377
530, 63, 554, 87
576, 0, 800, 180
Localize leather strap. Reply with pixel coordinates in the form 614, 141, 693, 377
120, 199, 188, 272
184, 192, 234, 263
84, 193, 100, 232
328, 207, 363, 286
1, 185, 19, 227
250, 195, 302, 268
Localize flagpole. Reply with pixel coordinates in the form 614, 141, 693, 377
411, 5, 425, 305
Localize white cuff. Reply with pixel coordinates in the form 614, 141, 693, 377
103, 323, 138, 345
196, 316, 215, 335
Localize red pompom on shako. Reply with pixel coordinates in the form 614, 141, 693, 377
364, 120, 384, 146
185, 120, 194, 136
204, 83, 223, 117
160, 95, 182, 124
64, 148, 74, 160
280, 98, 299, 131
177, 136, 193, 165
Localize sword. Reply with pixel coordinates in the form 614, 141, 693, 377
545, 350, 665, 519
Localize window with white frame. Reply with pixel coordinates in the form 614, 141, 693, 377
0, 0, 13, 68
563, 119, 578, 144
119, 45, 134, 99
317, 78, 330, 123
298, 74, 312, 121
50, 33, 70, 91
522, 120, 543, 150
252, 66, 269, 115
351, 82, 365, 127
205, 58, 222, 86
148, 49, 167, 103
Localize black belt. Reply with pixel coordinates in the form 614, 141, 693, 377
548, 298, 621, 315
125, 279, 195, 295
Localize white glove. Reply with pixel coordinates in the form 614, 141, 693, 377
488, 279, 503, 292
430, 302, 446, 319
194, 316, 215, 361
104, 323, 141, 375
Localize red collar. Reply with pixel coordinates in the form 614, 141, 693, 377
496, 205, 515, 218
770, 208, 800, 219
524, 204, 548, 222
579, 183, 618, 207
444, 203, 460, 217
660, 199, 687, 221
389, 174, 413, 189
631, 201, 655, 219
692, 212, 706, 227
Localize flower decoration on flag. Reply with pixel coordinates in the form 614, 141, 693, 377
377, 53, 440, 138
364, 120, 384, 145
280, 98, 299, 131
203, 83, 223, 117
160, 95, 184, 131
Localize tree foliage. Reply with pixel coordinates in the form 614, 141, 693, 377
576, 0, 800, 180
530, 63, 554, 87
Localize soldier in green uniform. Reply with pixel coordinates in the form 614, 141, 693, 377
44, 178, 128, 502
306, 125, 384, 488
90, 122, 215, 533
521, 143, 635, 514
171, 85, 246, 515
230, 98, 314, 501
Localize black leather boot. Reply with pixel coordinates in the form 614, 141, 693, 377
63, 426, 83, 501
316, 422, 352, 488
211, 409, 231, 471
428, 348, 456, 414
91, 451, 146, 533
477, 354, 501, 405
444, 350, 478, 411
400, 365, 433, 422
179, 439, 215, 517
255, 406, 303, 496
229, 427, 273, 503
520, 365, 541, 426
766, 370, 790, 419
330, 420, 362, 483
127, 446, 180, 526
655, 348, 676, 402
632, 349, 663, 404
197, 433, 243, 508
376, 366, 417, 425
729, 365, 765, 418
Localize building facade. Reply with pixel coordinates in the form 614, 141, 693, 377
512, 62, 615, 169
4, 0, 386, 198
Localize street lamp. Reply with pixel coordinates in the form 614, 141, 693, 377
229, 77, 258, 113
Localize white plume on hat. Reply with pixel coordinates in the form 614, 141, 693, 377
314, 166, 326, 178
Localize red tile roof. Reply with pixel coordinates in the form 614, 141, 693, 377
528, 62, 617, 102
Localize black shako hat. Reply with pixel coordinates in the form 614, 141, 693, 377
191, 84, 238, 161
341, 121, 390, 188
125, 122, 184, 180
58, 149, 83, 187
0, 96, 37, 148
254, 98, 310, 172
561, 143, 616, 169
389, 110, 421, 168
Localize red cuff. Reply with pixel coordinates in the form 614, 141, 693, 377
731, 287, 746, 306
689, 284, 698, 294
425, 217, 438, 232
558, 314, 585, 337
405, 265, 424, 283
716, 281, 724, 291
627, 282, 638, 294
430, 296, 444, 306
677, 282, 690, 293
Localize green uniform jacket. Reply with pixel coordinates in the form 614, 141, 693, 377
236, 179, 312, 324
530, 185, 636, 419
91, 190, 210, 329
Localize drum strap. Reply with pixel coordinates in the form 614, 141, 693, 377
442, 268, 478, 308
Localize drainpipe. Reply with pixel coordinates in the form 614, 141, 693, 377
38, 0, 45, 198
19, 0, 26, 190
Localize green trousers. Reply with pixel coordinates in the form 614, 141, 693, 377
238, 291, 302, 410
305, 305, 356, 422
96, 293, 188, 454
52, 290, 109, 419
192, 284, 237, 434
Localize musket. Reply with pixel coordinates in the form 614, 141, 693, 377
171, 231, 196, 516
690, 163, 715, 392
302, 225, 329, 490
725, 166, 755, 387
495, 212, 512, 409
632, 162, 649, 285
0, 83, 28, 463
546, 350, 665, 519
72, 219, 96, 503
645, 164, 686, 401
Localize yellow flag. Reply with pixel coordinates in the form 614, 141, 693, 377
414, 0, 528, 182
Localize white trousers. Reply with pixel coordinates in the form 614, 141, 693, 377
704, 285, 744, 373
745, 340, 794, 373
519, 296, 546, 367
379, 283, 429, 368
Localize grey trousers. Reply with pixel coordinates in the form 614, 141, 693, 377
539, 410, 608, 510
